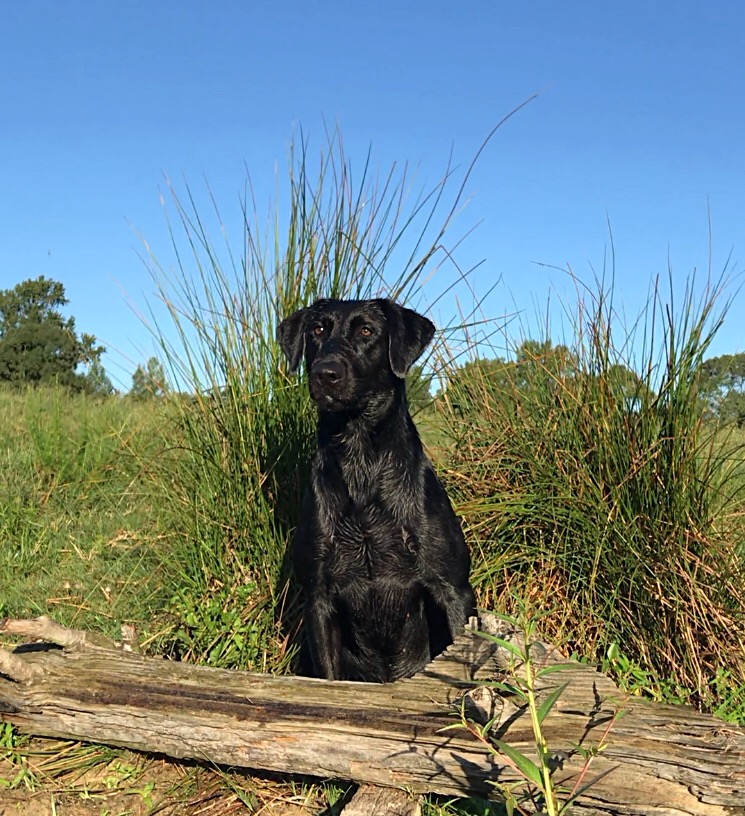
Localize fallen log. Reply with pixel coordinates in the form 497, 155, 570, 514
1, 613, 744, 815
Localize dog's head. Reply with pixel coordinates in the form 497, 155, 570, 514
277, 298, 435, 411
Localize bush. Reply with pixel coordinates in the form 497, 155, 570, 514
439, 273, 745, 703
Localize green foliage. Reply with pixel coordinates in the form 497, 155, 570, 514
444, 342, 646, 419
0, 722, 26, 754
130, 356, 168, 399
422, 798, 504, 816
0, 276, 104, 390
446, 344, 577, 415
406, 363, 434, 413
601, 642, 664, 698
599, 641, 745, 721
439, 273, 745, 702
164, 582, 282, 669
444, 356, 517, 415
697, 352, 745, 424
83, 358, 115, 396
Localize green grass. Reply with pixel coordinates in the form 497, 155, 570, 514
0, 386, 168, 638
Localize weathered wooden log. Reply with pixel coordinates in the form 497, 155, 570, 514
1, 613, 744, 815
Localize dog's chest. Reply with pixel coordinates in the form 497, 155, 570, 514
312, 437, 425, 584
321, 461, 421, 580
328, 510, 419, 585
340, 445, 378, 505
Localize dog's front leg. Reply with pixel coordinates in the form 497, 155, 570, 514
421, 567, 477, 642
305, 595, 343, 679
438, 581, 477, 639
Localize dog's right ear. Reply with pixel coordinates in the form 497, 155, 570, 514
277, 307, 309, 372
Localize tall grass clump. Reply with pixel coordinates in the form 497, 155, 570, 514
440, 272, 745, 702
142, 132, 476, 672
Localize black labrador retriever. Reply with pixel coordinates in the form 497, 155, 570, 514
278, 298, 476, 682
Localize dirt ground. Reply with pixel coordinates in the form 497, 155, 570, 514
0, 745, 323, 816
0, 782, 315, 816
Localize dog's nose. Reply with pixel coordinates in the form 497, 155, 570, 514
312, 360, 344, 386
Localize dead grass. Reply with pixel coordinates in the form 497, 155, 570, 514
0, 737, 349, 816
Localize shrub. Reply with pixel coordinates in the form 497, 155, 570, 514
439, 273, 745, 702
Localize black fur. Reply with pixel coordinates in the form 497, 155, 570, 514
278, 298, 476, 682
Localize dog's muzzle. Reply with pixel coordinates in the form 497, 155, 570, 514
309, 358, 348, 406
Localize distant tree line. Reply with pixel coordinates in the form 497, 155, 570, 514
2, 276, 744, 422
441, 339, 745, 427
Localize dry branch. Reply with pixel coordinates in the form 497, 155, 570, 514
1, 613, 744, 815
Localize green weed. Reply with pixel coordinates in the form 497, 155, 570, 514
422, 796, 505, 815
446, 610, 619, 815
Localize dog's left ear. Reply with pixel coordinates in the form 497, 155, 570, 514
277, 307, 309, 372
378, 300, 436, 378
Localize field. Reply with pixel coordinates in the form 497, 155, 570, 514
2, 366, 745, 815
3, 143, 745, 814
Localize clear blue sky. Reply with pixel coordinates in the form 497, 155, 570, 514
1, 1, 743, 389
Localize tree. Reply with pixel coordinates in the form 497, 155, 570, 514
442, 340, 581, 416
697, 353, 745, 424
697, 353, 745, 421
0, 276, 104, 390
441, 356, 516, 414
83, 359, 115, 396
130, 357, 168, 399
514, 339, 579, 389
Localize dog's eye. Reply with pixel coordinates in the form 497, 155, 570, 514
312, 325, 325, 337
359, 325, 373, 337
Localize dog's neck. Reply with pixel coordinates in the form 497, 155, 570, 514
314, 382, 425, 517
316, 382, 419, 457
